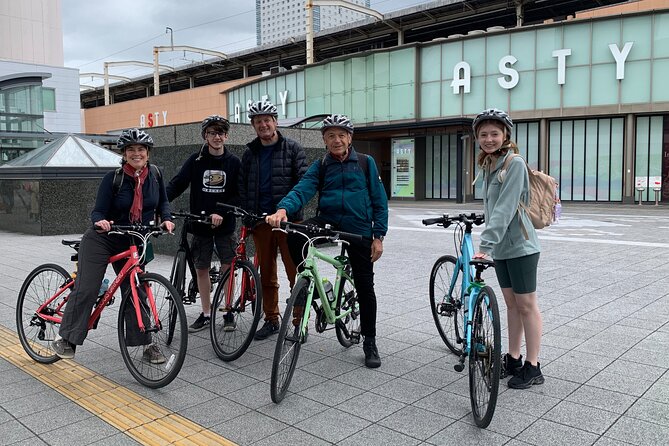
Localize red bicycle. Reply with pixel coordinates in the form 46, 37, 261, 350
209, 203, 264, 361
15, 225, 188, 388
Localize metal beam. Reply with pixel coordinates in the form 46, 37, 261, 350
152, 45, 228, 96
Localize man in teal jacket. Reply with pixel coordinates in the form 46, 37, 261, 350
266, 114, 388, 368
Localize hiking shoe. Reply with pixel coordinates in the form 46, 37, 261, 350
501, 353, 523, 379
363, 341, 381, 368
223, 313, 236, 332
142, 344, 166, 364
189, 313, 210, 333
254, 321, 279, 340
508, 361, 545, 389
53, 338, 75, 359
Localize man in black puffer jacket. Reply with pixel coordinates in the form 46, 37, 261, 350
239, 100, 307, 340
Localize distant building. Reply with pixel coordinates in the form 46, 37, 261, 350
256, 0, 371, 46
0, 0, 81, 163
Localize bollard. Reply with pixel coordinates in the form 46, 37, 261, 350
654, 188, 661, 206
636, 187, 645, 205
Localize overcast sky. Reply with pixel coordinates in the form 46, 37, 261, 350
64, 0, 425, 88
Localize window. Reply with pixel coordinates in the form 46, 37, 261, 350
42, 88, 56, 112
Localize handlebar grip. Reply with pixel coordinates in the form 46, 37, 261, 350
422, 217, 444, 226
216, 202, 238, 213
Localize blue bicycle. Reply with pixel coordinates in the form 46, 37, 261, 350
422, 213, 501, 428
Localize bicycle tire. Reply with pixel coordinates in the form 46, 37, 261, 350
468, 286, 501, 428
168, 250, 187, 344
210, 260, 263, 361
118, 272, 188, 388
429, 255, 467, 355
335, 267, 360, 348
16, 264, 72, 364
270, 276, 309, 403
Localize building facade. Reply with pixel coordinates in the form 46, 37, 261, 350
230, 9, 669, 204
256, 0, 371, 46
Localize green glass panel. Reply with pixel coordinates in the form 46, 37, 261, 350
441, 81, 460, 117
331, 61, 345, 92
509, 71, 535, 112
351, 90, 366, 122
527, 122, 540, 169
548, 121, 561, 182
305, 66, 324, 98
306, 94, 325, 116
351, 58, 367, 90
649, 116, 663, 177
42, 88, 56, 112
331, 93, 345, 114
374, 87, 390, 121
425, 136, 433, 197
592, 19, 621, 64
509, 32, 535, 71
390, 48, 415, 85
486, 34, 510, 75
442, 42, 463, 81
297, 101, 305, 119
560, 121, 573, 199
275, 76, 286, 93
366, 88, 374, 122
420, 82, 441, 118
584, 120, 599, 201
536, 27, 563, 70
621, 61, 651, 104
390, 84, 414, 120
590, 64, 618, 106
373, 53, 389, 88
597, 119, 611, 201
464, 39, 486, 76
563, 66, 590, 108
535, 70, 560, 109
421, 45, 441, 82
623, 16, 651, 60
366, 56, 375, 89
653, 12, 669, 58
322, 65, 331, 95
485, 76, 507, 110
572, 120, 586, 200
296, 71, 305, 100
652, 59, 669, 102
563, 23, 591, 66
462, 77, 485, 115
610, 118, 624, 201
433, 136, 441, 198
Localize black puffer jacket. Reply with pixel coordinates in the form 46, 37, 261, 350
239, 131, 307, 221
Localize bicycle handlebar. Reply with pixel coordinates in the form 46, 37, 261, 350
279, 221, 364, 242
171, 211, 212, 224
216, 202, 266, 227
422, 212, 485, 228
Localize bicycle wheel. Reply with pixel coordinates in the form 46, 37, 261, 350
16, 264, 72, 364
270, 276, 309, 403
469, 286, 501, 428
335, 268, 360, 348
168, 250, 187, 344
430, 255, 467, 355
210, 260, 263, 361
118, 272, 188, 388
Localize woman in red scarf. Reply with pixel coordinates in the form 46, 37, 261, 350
54, 129, 174, 362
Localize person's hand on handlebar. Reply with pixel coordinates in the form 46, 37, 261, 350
95, 219, 113, 233
266, 209, 288, 228
161, 220, 175, 234
210, 213, 224, 228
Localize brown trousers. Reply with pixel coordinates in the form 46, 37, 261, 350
252, 222, 297, 323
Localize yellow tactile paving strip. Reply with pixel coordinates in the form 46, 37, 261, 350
0, 325, 236, 446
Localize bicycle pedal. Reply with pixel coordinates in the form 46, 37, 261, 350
350, 331, 361, 344
454, 363, 465, 372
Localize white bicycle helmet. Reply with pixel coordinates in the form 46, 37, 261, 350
116, 128, 154, 150
247, 100, 278, 120
201, 115, 230, 138
472, 108, 513, 136
321, 114, 354, 134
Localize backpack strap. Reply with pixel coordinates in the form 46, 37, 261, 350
112, 164, 161, 197
498, 153, 530, 240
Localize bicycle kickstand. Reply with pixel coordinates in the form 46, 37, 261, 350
454, 354, 466, 372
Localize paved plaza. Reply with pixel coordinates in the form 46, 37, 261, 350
1, 201, 669, 445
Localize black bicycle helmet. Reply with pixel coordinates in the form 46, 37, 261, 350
472, 108, 513, 136
201, 115, 230, 138
116, 128, 154, 150
321, 114, 354, 134
247, 100, 278, 120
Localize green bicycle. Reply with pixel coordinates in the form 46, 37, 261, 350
270, 221, 363, 403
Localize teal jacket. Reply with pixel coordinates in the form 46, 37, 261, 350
479, 151, 540, 260
277, 148, 389, 239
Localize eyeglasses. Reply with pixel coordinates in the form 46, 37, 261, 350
206, 131, 227, 138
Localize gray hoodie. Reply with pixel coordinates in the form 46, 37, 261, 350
479, 151, 541, 260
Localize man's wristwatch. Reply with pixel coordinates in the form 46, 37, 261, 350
374, 235, 384, 242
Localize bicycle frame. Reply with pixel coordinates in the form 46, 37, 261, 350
218, 223, 260, 312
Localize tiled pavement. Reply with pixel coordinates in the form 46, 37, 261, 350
1, 202, 669, 445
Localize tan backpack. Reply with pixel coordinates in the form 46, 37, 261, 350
500, 154, 560, 237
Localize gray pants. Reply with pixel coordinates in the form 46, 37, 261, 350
59, 228, 151, 346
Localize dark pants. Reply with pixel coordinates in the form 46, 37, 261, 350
286, 217, 377, 338
59, 228, 151, 346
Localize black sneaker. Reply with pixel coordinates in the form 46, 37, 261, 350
142, 344, 166, 364
501, 353, 523, 379
53, 338, 75, 359
223, 313, 236, 332
508, 361, 545, 389
363, 341, 381, 368
254, 321, 279, 340
189, 313, 210, 333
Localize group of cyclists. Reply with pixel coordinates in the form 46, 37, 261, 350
53, 103, 543, 389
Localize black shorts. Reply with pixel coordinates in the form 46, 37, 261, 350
191, 233, 235, 269
494, 252, 540, 294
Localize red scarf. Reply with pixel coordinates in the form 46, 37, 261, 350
122, 163, 149, 223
